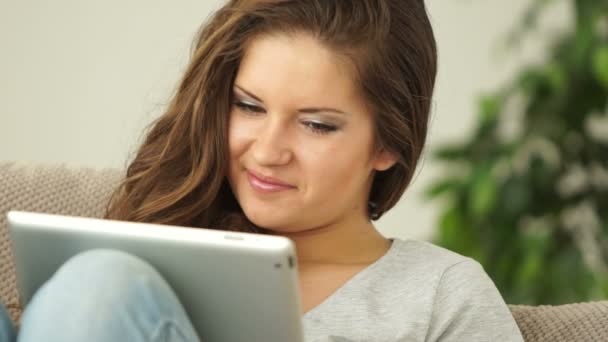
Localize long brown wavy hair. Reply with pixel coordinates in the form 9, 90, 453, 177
105, 0, 437, 233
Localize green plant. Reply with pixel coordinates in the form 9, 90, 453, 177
427, 0, 608, 305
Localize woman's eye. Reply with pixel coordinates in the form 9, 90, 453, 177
302, 121, 338, 135
234, 101, 265, 115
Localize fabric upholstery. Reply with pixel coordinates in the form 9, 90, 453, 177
510, 302, 608, 341
0, 161, 121, 322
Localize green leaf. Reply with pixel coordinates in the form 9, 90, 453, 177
515, 252, 542, 294
500, 177, 531, 217
433, 144, 469, 161
424, 178, 462, 200
436, 207, 459, 245
572, 22, 594, 68
544, 62, 567, 93
592, 46, 608, 89
479, 94, 502, 124
519, 68, 544, 95
469, 166, 498, 219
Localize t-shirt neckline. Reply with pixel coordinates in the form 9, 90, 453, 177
302, 238, 398, 319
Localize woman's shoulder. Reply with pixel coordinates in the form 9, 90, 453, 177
387, 238, 476, 272
358, 238, 487, 297
384, 239, 511, 319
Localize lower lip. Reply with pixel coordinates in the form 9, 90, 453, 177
247, 171, 295, 193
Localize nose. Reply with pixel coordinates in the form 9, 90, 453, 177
251, 116, 293, 166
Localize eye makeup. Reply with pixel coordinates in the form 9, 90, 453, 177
300, 120, 339, 135
234, 100, 265, 114
232, 86, 345, 135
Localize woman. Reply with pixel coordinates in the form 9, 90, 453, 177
0, 0, 524, 341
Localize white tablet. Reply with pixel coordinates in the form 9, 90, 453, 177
7, 211, 304, 342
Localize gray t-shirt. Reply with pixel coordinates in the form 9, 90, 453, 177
302, 238, 524, 342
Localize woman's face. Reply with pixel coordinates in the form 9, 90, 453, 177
227, 33, 395, 233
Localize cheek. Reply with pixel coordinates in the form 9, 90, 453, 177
227, 114, 253, 191
299, 139, 372, 195
228, 113, 254, 162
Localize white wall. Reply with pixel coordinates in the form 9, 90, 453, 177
0, 1, 571, 241
379, 0, 572, 240
0, 0, 226, 168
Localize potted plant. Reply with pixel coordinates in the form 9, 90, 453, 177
427, 0, 608, 304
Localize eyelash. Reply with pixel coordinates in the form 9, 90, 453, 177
233, 101, 338, 135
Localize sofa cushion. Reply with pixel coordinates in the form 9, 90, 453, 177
0, 161, 122, 322
510, 300, 608, 341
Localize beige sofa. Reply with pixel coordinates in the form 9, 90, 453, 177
1, 161, 607, 341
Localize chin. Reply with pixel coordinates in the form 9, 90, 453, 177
242, 207, 299, 233
244, 210, 286, 229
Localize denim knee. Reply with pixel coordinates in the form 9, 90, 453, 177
18, 249, 200, 342
49, 248, 166, 296
36, 249, 173, 314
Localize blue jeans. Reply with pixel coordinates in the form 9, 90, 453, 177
0, 249, 200, 342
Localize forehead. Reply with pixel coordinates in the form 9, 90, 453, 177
235, 33, 365, 107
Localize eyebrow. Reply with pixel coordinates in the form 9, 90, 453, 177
234, 84, 348, 115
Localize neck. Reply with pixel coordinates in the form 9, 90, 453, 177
279, 217, 391, 267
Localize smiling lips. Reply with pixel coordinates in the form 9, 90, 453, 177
246, 169, 296, 193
